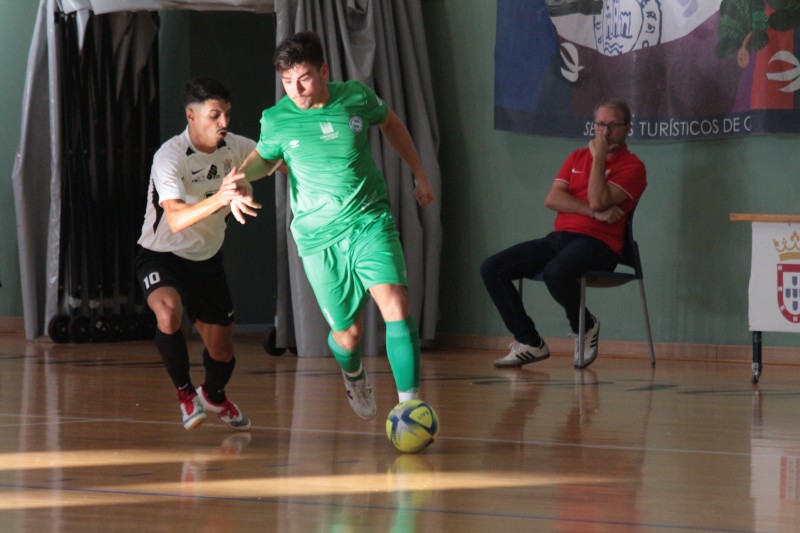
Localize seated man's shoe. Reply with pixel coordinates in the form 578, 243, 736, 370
494, 340, 550, 368
572, 316, 600, 369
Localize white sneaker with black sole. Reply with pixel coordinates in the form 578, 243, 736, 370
572, 316, 600, 369
493, 340, 550, 368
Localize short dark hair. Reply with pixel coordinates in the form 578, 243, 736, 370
182, 77, 231, 108
273, 31, 325, 72
595, 99, 632, 124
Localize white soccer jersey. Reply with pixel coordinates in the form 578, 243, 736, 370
137, 128, 256, 261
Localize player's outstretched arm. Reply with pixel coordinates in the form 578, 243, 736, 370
240, 149, 284, 184
379, 110, 435, 207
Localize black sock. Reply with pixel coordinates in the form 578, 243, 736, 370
202, 348, 235, 404
154, 329, 192, 390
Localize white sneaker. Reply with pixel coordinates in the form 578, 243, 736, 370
342, 369, 377, 419
196, 386, 252, 431
572, 316, 600, 369
494, 340, 550, 368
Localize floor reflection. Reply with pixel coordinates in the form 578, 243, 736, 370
2, 337, 800, 530
751, 386, 800, 532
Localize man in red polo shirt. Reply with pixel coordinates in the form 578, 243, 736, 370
481, 99, 647, 369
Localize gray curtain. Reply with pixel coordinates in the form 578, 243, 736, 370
12, 0, 275, 340
12, 0, 61, 340
273, 0, 442, 356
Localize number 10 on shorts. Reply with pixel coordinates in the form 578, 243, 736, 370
143, 272, 161, 290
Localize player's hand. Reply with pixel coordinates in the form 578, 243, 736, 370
230, 196, 261, 224
413, 173, 435, 207
220, 166, 261, 223
219, 166, 253, 199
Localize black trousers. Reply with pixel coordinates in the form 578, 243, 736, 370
480, 231, 618, 345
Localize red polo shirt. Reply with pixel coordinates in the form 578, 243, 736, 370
553, 144, 647, 255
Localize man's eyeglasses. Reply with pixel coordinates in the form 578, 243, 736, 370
593, 122, 627, 132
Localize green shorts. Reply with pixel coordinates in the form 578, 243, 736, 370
302, 215, 408, 331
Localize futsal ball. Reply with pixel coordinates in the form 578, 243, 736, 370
386, 400, 440, 453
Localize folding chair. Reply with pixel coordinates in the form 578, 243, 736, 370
518, 212, 656, 367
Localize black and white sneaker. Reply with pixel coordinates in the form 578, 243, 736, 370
494, 340, 550, 368
572, 316, 600, 369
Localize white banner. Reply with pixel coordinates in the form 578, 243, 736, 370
749, 222, 800, 333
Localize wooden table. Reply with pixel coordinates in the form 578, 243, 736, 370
730, 213, 800, 383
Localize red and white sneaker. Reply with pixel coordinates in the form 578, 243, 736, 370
177, 388, 207, 431
196, 386, 252, 431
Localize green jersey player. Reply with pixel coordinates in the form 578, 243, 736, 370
237, 31, 435, 420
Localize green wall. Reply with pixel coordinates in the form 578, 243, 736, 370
0, 1, 39, 316
420, 0, 800, 348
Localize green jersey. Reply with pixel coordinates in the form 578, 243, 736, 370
256, 80, 391, 256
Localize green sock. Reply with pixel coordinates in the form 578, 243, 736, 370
386, 316, 420, 394
328, 331, 362, 375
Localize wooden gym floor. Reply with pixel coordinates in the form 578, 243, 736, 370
1, 334, 799, 532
